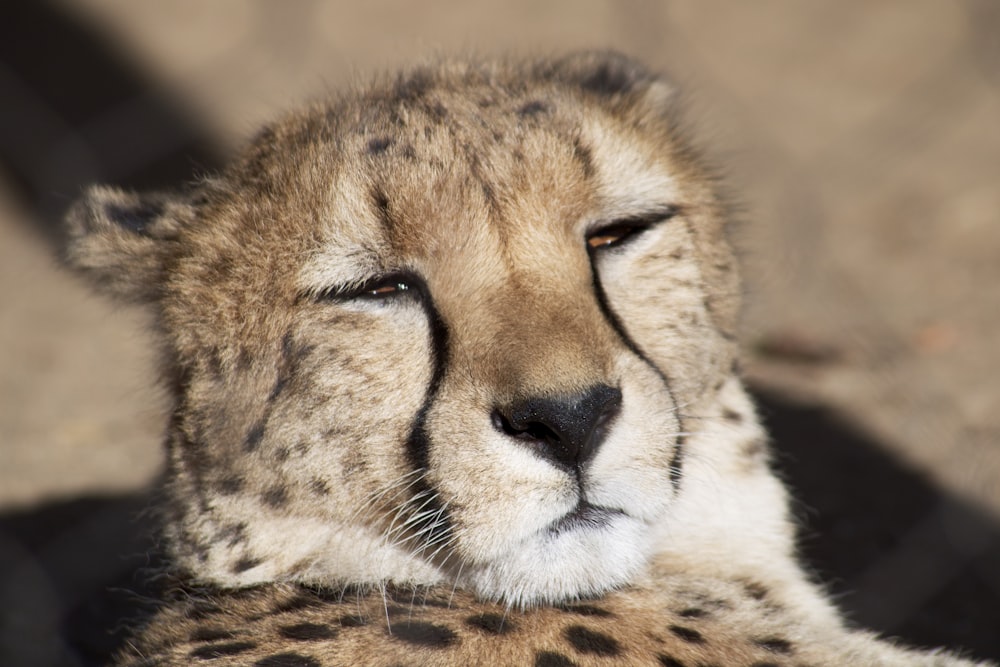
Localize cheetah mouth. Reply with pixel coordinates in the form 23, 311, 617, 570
549, 501, 625, 535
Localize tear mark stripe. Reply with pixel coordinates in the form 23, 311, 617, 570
588, 260, 684, 490
402, 276, 453, 551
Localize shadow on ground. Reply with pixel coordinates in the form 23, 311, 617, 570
2, 392, 998, 666
757, 390, 1000, 660
0, 492, 162, 667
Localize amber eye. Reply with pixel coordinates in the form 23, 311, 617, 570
586, 208, 679, 252
314, 272, 416, 303
586, 224, 641, 250
361, 280, 410, 299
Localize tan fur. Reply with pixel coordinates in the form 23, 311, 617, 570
63, 53, 990, 666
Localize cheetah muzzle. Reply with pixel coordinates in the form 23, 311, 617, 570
64, 52, 992, 666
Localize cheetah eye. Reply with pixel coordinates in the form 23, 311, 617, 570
586, 207, 679, 251
315, 272, 416, 302
357, 276, 411, 299
586, 224, 645, 250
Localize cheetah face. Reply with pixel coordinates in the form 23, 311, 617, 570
65, 53, 755, 606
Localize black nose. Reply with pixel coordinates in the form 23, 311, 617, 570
492, 385, 622, 470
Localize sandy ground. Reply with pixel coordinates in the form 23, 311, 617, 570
1, 2, 998, 665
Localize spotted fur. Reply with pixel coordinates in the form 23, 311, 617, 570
63, 52, 990, 666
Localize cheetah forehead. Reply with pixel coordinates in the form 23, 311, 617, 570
172, 55, 710, 330
296, 117, 684, 295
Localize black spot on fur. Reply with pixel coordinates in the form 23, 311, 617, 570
338, 614, 368, 627
753, 637, 794, 654
187, 600, 222, 620
244, 421, 266, 452
263, 485, 288, 508
518, 99, 549, 116
425, 101, 449, 120
557, 604, 613, 617
668, 625, 704, 643
236, 347, 253, 371
371, 185, 394, 231
678, 607, 708, 618
106, 201, 163, 234
279, 623, 338, 641
190, 627, 236, 642
218, 522, 248, 547
535, 651, 577, 667
742, 580, 770, 600
254, 654, 321, 667
274, 446, 290, 462
309, 478, 330, 496
384, 604, 408, 618
657, 656, 686, 667
205, 347, 225, 379
743, 438, 767, 460
575, 54, 650, 96
572, 137, 595, 178
274, 595, 322, 614
394, 69, 434, 101
465, 612, 514, 635
217, 475, 244, 495
190, 641, 257, 659
564, 625, 621, 656
280, 330, 295, 357
231, 556, 262, 574
722, 407, 743, 423
390, 620, 458, 648
269, 335, 294, 402
268, 376, 288, 404
367, 136, 394, 154
481, 182, 496, 208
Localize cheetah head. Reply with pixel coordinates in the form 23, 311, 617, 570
65, 53, 793, 606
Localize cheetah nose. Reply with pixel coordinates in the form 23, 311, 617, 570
492, 385, 622, 470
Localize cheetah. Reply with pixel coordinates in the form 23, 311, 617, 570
64, 52, 992, 666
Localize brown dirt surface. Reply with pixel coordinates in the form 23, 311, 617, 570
1, 2, 998, 665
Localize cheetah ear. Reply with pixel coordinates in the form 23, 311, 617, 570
544, 50, 677, 111
63, 185, 194, 304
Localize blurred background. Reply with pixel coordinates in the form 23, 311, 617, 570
1, 1, 998, 665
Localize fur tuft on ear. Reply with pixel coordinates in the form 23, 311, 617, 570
63, 185, 194, 303
544, 51, 674, 97
538, 50, 678, 122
